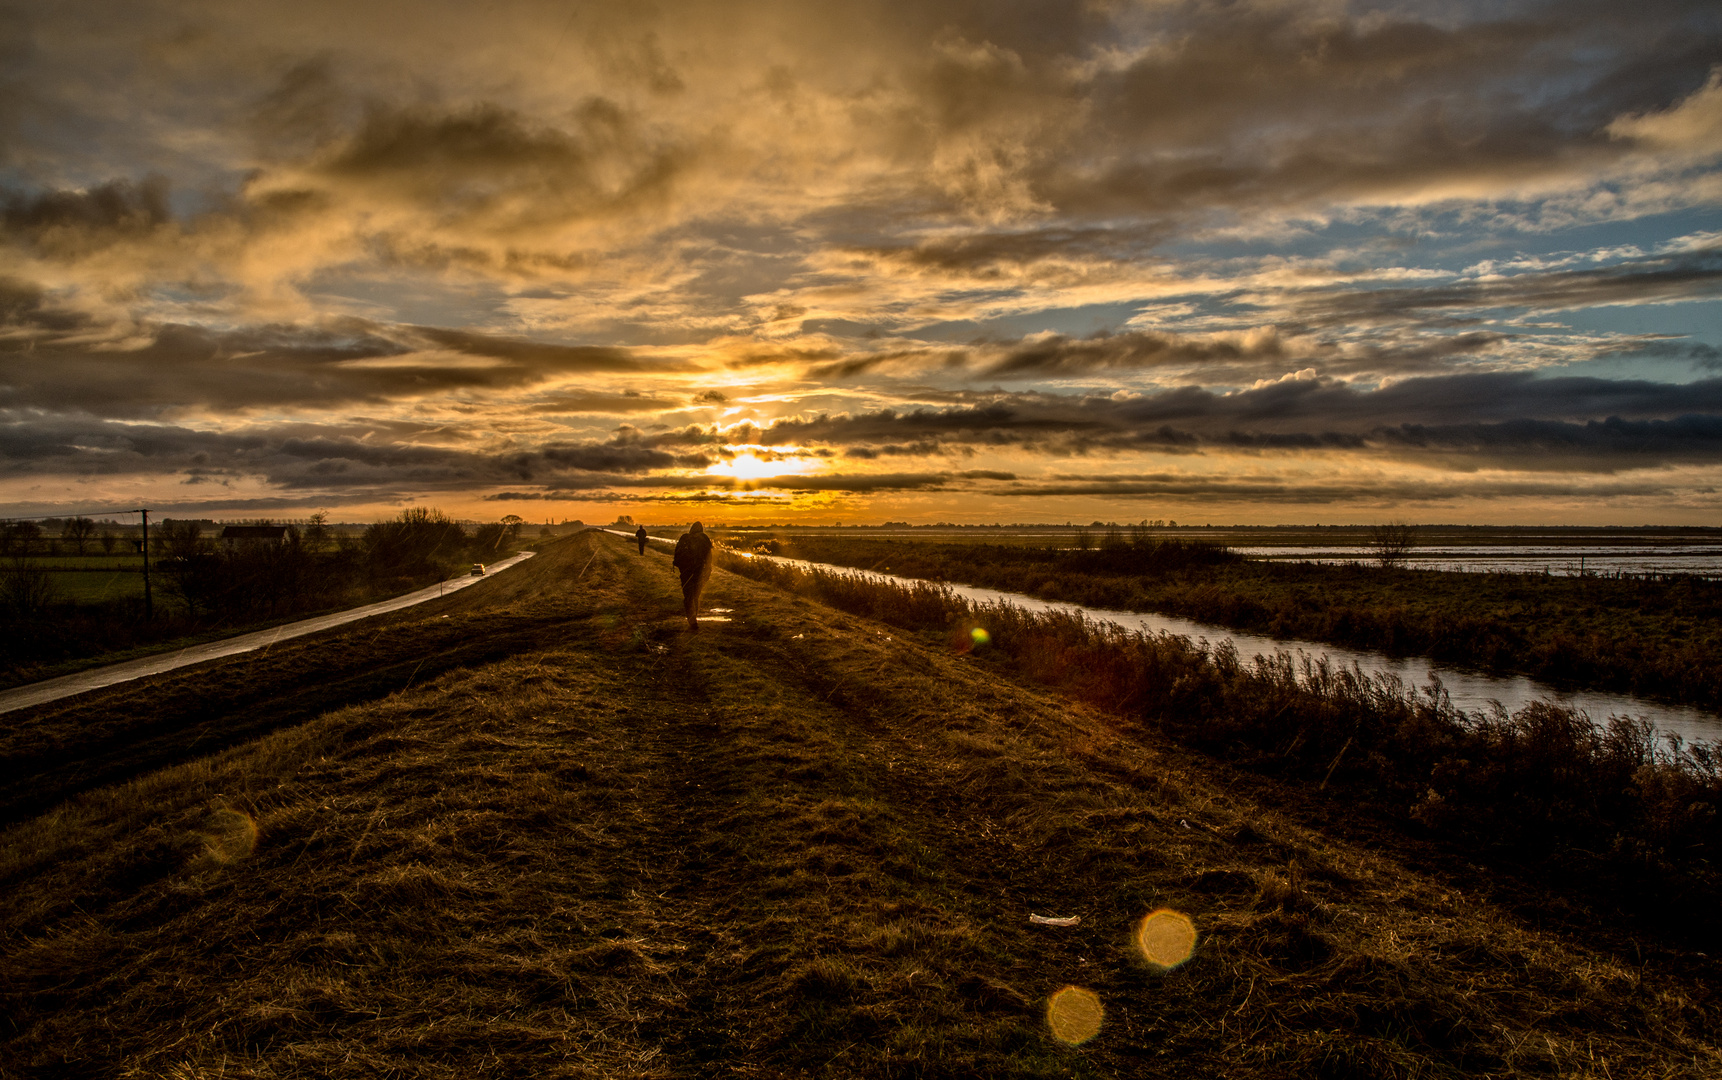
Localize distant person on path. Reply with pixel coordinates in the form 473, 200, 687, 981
672, 521, 715, 631
635, 525, 649, 555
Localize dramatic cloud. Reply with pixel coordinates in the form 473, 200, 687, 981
745, 373, 1722, 473
3, 0, 1722, 522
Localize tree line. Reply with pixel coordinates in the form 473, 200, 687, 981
1, 509, 525, 679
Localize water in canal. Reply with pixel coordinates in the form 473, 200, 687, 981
741, 551, 1722, 746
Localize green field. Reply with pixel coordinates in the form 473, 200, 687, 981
7, 553, 150, 604
40, 568, 148, 603
29, 554, 147, 570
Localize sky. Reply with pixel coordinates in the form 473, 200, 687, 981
3, 0, 1722, 526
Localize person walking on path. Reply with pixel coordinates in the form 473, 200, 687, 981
672, 522, 714, 631
635, 525, 649, 555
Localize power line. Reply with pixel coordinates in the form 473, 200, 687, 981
1, 509, 150, 523
0, 507, 155, 620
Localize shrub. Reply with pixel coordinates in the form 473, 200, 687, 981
364, 508, 468, 581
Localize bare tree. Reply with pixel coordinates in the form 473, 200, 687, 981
99, 527, 117, 554
1, 557, 57, 617
1, 521, 41, 557
1369, 521, 1418, 567
63, 516, 96, 555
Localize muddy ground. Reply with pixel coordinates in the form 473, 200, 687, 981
0, 531, 1716, 1077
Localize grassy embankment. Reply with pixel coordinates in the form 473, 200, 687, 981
757, 534, 1722, 712
0, 510, 525, 692
717, 547, 1722, 954
1, 532, 1717, 1077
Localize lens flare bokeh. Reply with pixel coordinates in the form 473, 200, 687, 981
952, 624, 992, 653
1135, 908, 1197, 970
202, 808, 258, 864
1046, 985, 1104, 1045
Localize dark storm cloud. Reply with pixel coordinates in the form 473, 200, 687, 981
1372, 415, 1722, 471
2, 177, 170, 240
487, 490, 789, 505
985, 329, 1290, 376
300, 97, 687, 235
995, 475, 1679, 503
805, 348, 964, 380
844, 441, 946, 459
1023, 1, 1722, 218
0, 314, 669, 419
408, 327, 646, 372
528, 390, 679, 414
0, 276, 92, 333
849, 226, 1162, 276
498, 468, 1018, 498
1283, 245, 1722, 330
802, 323, 1517, 386
0, 415, 692, 491
752, 372, 1722, 472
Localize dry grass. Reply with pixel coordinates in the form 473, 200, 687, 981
767, 534, 1722, 712
1, 531, 1718, 1077
720, 549, 1722, 952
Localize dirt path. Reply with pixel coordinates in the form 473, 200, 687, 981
2, 531, 1717, 1077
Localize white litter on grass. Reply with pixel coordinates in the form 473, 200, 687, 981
792, 633, 805, 639
1029, 914, 1081, 927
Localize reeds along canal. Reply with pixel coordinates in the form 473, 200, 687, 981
733, 550, 1722, 748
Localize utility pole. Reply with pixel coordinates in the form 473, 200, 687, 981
139, 508, 152, 621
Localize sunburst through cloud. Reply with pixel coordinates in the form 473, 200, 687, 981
1, 0, 1719, 524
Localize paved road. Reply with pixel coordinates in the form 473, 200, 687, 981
0, 551, 536, 715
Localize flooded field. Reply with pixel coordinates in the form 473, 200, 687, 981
1229, 541, 1722, 577
727, 526, 1722, 578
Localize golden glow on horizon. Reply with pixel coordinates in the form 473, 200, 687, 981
706, 450, 820, 481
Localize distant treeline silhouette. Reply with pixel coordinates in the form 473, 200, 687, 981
1, 509, 520, 682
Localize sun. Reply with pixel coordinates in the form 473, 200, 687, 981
706, 450, 819, 481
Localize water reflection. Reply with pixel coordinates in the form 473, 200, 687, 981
1231, 544, 1722, 577
744, 552, 1722, 745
